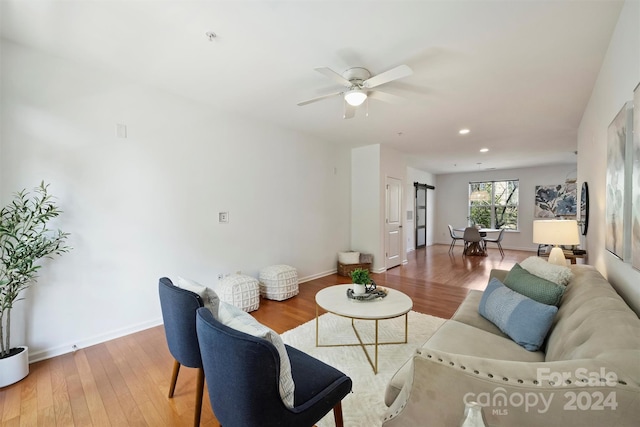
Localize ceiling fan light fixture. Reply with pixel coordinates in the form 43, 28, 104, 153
344, 89, 367, 106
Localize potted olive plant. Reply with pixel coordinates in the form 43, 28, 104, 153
350, 268, 371, 295
0, 182, 70, 387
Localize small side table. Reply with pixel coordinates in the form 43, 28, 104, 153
537, 245, 587, 264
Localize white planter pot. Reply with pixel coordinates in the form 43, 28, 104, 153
353, 283, 367, 295
0, 346, 29, 387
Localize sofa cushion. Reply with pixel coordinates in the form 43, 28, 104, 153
520, 256, 573, 286
451, 290, 508, 339
423, 320, 545, 361
385, 319, 544, 407
216, 301, 295, 408
504, 263, 565, 306
479, 278, 558, 351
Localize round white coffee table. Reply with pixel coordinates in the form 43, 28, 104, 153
315, 284, 413, 373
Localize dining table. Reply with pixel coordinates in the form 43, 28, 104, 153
454, 227, 501, 256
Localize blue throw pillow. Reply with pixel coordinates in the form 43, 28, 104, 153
479, 278, 558, 351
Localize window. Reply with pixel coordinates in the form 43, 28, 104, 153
469, 180, 519, 230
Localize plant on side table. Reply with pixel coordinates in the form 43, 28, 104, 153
0, 182, 70, 387
349, 268, 371, 295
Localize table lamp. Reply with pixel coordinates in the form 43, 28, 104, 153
533, 220, 581, 265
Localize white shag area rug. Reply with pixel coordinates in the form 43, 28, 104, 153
281, 311, 446, 427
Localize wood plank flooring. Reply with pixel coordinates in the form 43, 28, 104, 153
0, 244, 531, 426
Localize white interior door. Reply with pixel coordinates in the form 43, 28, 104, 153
385, 177, 403, 269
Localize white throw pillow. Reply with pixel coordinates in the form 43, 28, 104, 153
217, 301, 295, 408
338, 251, 361, 264
176, 276, 220, 317
519, 257, 574, 286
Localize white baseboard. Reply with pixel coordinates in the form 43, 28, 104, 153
299, 269, 336, 283
28, 318, 163, 363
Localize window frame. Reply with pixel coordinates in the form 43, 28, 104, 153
468, 179, 519, 231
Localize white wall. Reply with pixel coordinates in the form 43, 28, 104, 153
406, 167, 436, 251
435, 164, 577, 251
351, 144, 381, 268
350, 144, 408, 271
577, 0, 640, 314
1, 40, 352, 361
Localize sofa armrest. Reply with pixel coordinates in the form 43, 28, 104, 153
382, 348, 640, 427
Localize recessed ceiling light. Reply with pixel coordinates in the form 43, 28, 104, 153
459, 129, 470, 135
480, 148, 489, 153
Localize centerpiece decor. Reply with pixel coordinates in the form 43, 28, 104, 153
0, 182, 70, 387
349, 268, 371, 295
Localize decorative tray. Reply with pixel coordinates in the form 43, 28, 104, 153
346, 286, 388, 301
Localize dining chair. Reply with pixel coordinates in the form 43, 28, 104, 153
158, 277, 205, 427
195, 307, 352, 427
484, 228, 505, 257
448, 225, 464, 253
463, 227, 484, 256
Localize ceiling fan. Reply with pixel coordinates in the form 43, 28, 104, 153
297, 64, 413, 118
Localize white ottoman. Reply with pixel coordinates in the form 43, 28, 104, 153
218, 274, 260, 312
259, 265, 299, 301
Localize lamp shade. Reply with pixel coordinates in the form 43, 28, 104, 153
344, 89, 367, 106
469, 190, 489, 202
533, 220, 580, 246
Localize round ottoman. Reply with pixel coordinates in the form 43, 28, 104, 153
218, 274, 260, 312
259, 265, 299, 301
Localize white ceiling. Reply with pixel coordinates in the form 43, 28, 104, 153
1, 0, 623, 174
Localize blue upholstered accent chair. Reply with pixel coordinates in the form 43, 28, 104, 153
195, 307, 352, 427
158, 277, 205, 427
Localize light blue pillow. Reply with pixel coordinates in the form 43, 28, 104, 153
479, 278, 558, 351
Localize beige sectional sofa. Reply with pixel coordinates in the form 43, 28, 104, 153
383, 265, 640, 426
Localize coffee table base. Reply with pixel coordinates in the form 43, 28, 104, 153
315, 305, 409, 374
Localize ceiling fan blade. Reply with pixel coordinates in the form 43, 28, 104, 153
297, 91, 343, 106
343, 102, 356, 119
362, 64, 413, 89
368, 90, 405, 104
314, 67, 352, 87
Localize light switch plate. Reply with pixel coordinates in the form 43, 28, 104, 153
218, 212, 229, 223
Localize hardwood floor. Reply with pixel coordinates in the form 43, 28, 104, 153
0, 244, 531, 426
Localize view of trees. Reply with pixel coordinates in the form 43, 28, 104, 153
469, 180, 519, 229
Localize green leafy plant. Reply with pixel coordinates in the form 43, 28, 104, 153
349, 268, 371, 285
0, 182, 70, 359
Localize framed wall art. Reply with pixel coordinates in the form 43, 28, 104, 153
633, 83, 640, 270
580, 182, 589, 236
606, 101, 632, 260
534, 183, 577, 218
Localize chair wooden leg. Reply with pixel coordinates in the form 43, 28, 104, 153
194, 367, 205, 427
333, 401, 344, 427
168, 360, 181, 398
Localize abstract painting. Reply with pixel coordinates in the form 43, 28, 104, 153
633, 84, 640, 270
606, 101, 632, 260
534, 183, 577, 218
